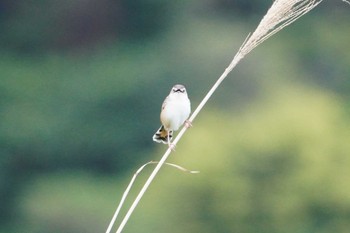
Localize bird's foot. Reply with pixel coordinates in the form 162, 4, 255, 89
184, 120, 193, 128
168, 143, 176, 151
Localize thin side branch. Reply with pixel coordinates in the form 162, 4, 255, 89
106, 161, 198, 233
342, 0, 350, 5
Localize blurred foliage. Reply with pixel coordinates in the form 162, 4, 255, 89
0, 0, 349, 232
0, 0, 172, 52
131, 85, 350, 233
14, 85, 350, 233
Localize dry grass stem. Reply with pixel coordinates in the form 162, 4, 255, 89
109, 1, 324, 232
105, 161, 198, 233
238, 0, 323, 58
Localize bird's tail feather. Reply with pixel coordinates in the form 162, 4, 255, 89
152, 125, 173, 144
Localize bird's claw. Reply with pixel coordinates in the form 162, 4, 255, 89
184, 120, 192, 128
168, 143, 176, 151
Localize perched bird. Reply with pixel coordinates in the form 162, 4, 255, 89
153, 84, 191, 149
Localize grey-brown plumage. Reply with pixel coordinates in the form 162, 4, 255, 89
152, 84, 191, 148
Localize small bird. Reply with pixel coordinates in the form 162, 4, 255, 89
153, 84, 191, 149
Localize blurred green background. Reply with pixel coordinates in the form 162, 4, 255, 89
0, 0, 349, 232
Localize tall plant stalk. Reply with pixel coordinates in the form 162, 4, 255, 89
107, 1, 324, 232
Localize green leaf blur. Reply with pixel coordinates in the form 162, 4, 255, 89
0, 1, 349, 233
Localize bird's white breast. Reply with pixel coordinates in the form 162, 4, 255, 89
161, 95, 191, 131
